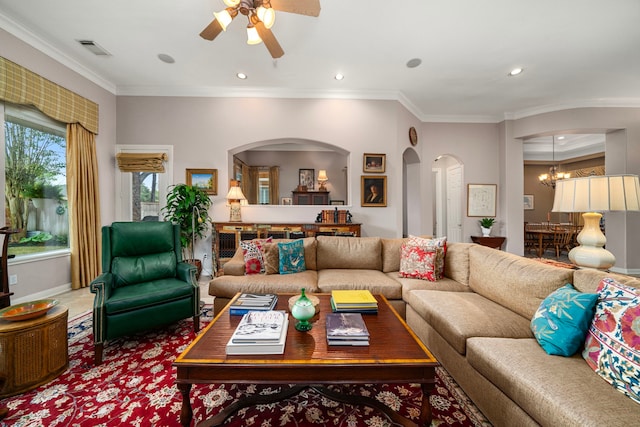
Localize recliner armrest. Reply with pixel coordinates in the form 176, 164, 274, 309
176, 261, 197, 285
90, 272, 114, 302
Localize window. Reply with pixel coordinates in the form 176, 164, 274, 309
115, 145, 173, 222
3, 103, 69, 257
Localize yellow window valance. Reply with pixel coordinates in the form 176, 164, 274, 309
116, 152, 168, 173
0, 57, 99, 134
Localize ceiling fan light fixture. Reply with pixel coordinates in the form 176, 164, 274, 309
256, 6, 276, 29
214, 9, 234, 31
246, 25, 263, 45
223, 0, 240, 7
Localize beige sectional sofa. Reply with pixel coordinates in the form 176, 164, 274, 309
209, 236, 640, 426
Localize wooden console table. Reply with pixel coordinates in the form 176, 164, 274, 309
213, 222, 361, 271
471, 236, 506, 250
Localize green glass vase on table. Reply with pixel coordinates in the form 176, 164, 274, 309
291, 288, 315, 332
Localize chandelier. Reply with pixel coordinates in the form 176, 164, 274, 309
539, 136, 570, 188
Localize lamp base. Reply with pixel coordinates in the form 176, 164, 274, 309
229, 203, 242, 222
569, 212, 615, 270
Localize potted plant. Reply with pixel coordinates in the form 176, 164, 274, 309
161, 184, 212, 278
479, 218, 496, 237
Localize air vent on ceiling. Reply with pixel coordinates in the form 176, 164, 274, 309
76, 40, 111, 56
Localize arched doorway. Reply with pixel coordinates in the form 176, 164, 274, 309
403, 148, 421, 237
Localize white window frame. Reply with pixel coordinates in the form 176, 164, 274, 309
115, 145, 173, 221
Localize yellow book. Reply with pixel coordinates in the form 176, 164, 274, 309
331, 290, 377, 306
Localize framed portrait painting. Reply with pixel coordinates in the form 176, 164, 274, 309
186, 168, 217, 195
363, 153, 386, 173
467, 184, 496, 217
361, 175, 387, 207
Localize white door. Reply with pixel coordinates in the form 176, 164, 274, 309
446, 165, 463, 242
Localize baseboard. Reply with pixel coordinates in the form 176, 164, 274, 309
609, 266, 640, 276
12, 283, 72, 304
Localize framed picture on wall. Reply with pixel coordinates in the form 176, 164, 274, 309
363, 153, 386, 173
467, 183, 496, 217
361, 175, 387, 207
186, 168, 217, 195
299, 169, 315, 190
523, 194, 534, 210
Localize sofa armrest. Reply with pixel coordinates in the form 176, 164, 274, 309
222, 248, 246, 276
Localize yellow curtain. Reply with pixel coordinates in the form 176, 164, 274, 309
0, 57, 99, 134
247, 167, 259, 204
269, 166, 279, 205
67, 124, 101, 289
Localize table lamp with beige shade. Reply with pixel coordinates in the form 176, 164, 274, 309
552, 174, 640, 269
226, 180, 247, 222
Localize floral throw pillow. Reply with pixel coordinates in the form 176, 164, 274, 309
278, 239, 306, 275
399, 235, 447, 280
530, 284, 598, 356
240, 237, 272, 275
582, 278, 640, 404
399, 243, 439, 281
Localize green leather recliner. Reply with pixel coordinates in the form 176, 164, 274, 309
90, 221, 200, 365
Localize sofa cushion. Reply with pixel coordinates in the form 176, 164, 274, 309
317, 269, 402, 299
278, 239, 306, 274
112, 252, 177, 288
573, 268, 640, 294
467, 337, 640, 426
531, 284, 598, 356
240, 240, 266, 275
381, 237, 408, 273
468, 245, 573, 319
264, 237, 317, 274
316, 236, 382, 270
404, 290, 532, 354
398, 274, 471, 300
583, 277, 640, 404
443, 243, 472, 286
209, 270, 319, 299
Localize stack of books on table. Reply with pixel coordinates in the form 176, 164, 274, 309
330, 290, 378, 314
225, 310, 289, 355
228, 293, 278, 316
326, 312, 370, 346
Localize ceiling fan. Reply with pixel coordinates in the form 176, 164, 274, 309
199, 0, 321, 59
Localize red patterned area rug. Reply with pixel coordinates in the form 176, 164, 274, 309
0, 308, 491, 427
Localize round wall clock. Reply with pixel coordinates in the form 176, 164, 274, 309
409, 126, 418, 146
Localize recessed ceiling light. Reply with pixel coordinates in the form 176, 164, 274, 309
334, 73, 344, 81
157, 54, 175, 64
508, 67, 523, 76
406, 58, 422, 68
236, 72, 247, 79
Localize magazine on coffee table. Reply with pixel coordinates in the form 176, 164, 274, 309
326, 313, 369, 346
226, 315, 289, 355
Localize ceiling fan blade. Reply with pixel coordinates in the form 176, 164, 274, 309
200, 19, 223, 41
269, 0, 321, 17
255, 21, 284, 58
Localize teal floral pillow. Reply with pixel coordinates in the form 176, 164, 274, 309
278, 239, 306, 275
531, 284, 598, 356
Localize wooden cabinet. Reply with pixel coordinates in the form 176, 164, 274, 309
213, 222, 361, 272
292, 191, 329, 205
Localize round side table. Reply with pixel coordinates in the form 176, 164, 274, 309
0, 305, 69, 397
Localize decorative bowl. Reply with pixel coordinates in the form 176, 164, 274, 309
0, 299, 59, 322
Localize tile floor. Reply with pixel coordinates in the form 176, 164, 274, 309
54, 276, 214, 320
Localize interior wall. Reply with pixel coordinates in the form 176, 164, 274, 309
1, 29, 117, 301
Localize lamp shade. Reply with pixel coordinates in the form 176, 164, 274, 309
214, 9, 233, 31
226, 185, 246, 201
552, 175, 640, 213
318, 170, 328, 182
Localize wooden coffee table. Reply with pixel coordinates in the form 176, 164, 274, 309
174, 293, 438, 427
